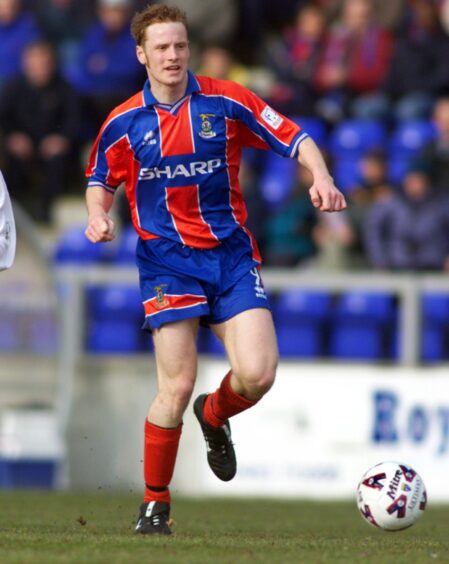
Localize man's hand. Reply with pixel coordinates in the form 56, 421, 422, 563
39, 134, 69, 159
309, 175, 347, 212
6, 132, 33, 159
85, 213, 116, 243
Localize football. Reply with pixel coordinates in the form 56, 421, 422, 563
356, 461, 427, 531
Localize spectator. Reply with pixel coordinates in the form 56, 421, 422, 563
319, 0, 406, 30
0, 0, 41, 92
312, 210, 355, 270
195, 44, 275, 100
416, 96, 449, 192
353, 148, 390, 192
264, 168, 318, 267
264, 3, 326, 115
0, 40, 81, 223
441, 0, 449, 34
66, 0, 145, 136
383, 0, 449, 120
235, 0, 301, 62
372, 0, 406, 30
197, 45, 251, 87
364, 165, 449, 271
345, 149, 394, 267
167, 0, 238, 44
31, 0, 95, 68
313, 0, 393, 122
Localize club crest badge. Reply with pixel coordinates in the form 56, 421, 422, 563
153, 284, 169, 309
198, 113, 216, 139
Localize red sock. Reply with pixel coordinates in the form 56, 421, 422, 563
143, 419, 182, 503
203, 371, 257, 428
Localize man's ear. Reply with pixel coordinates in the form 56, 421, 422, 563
136, 45, 146, 66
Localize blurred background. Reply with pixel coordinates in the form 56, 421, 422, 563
1, 0, 449, 501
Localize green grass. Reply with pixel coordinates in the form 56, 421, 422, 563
0, 492, 447, 563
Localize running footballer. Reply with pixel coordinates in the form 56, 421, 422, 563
84, 3, 346, 535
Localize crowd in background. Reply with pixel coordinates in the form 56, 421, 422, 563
1, 0, 449, 272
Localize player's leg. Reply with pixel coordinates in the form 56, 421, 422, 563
134, 237, 211, 533
211, 307, 278, 401
149, 317, 200, 426
136, 318, 199, 535
193, 307, 277, 481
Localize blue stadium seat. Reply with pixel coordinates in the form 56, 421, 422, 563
387, 155, 411, 184
113, 225, 138, 265
329, 119, 386, 158
259, 152, 297, 206
388, 120, 437, 184
421, 294, 449, 362
290, 116, 328, 148
86, 284, 143, 353
53, 225, 111, 264
389, 120, 437, 156
273, 289, 332, 357
330, 291, 396, 360
0, 459, 57, 489
332, 159, 362, 192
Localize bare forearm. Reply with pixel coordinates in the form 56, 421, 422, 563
296, 136, 346, 212
86, 186, 114, 217
85, 186, 116, 243
297, 136, 332, 181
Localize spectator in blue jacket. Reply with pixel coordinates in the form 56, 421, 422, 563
0, 0, 41, 92
364, 164, 449, 271
66, 0, 145, 136
382, 0, 449, 120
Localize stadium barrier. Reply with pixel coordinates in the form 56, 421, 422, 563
3, 257, 449, 495
45, 267, 449, 499
54, 266, 449, 433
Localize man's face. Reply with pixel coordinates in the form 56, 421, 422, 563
23, 45, 55, 87
98, 6, 129, 33
0, 0, 20, 24
136, 22, 189, 88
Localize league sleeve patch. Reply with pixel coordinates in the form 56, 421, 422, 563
260, 106, 283, 130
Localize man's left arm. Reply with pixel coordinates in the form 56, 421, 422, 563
297, 136, 346, 213
218, 80, 346, 212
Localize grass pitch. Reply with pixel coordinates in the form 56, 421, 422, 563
0, 492, 448, 563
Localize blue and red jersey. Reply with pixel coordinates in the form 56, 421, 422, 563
86, 71, 308, 258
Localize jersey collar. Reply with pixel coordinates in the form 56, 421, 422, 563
143, 70, 201, 107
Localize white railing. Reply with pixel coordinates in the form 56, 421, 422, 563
54, 267, 449, 435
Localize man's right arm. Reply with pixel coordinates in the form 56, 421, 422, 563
85, 186, 116, 243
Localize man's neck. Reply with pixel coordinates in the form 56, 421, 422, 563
149, 74, 189, 105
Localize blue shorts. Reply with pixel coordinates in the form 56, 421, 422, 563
137, 230, 270, 330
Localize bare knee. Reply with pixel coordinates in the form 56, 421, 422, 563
234, 356, 278, 400
169, 377, 195, 411
154, 377, 195, 422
